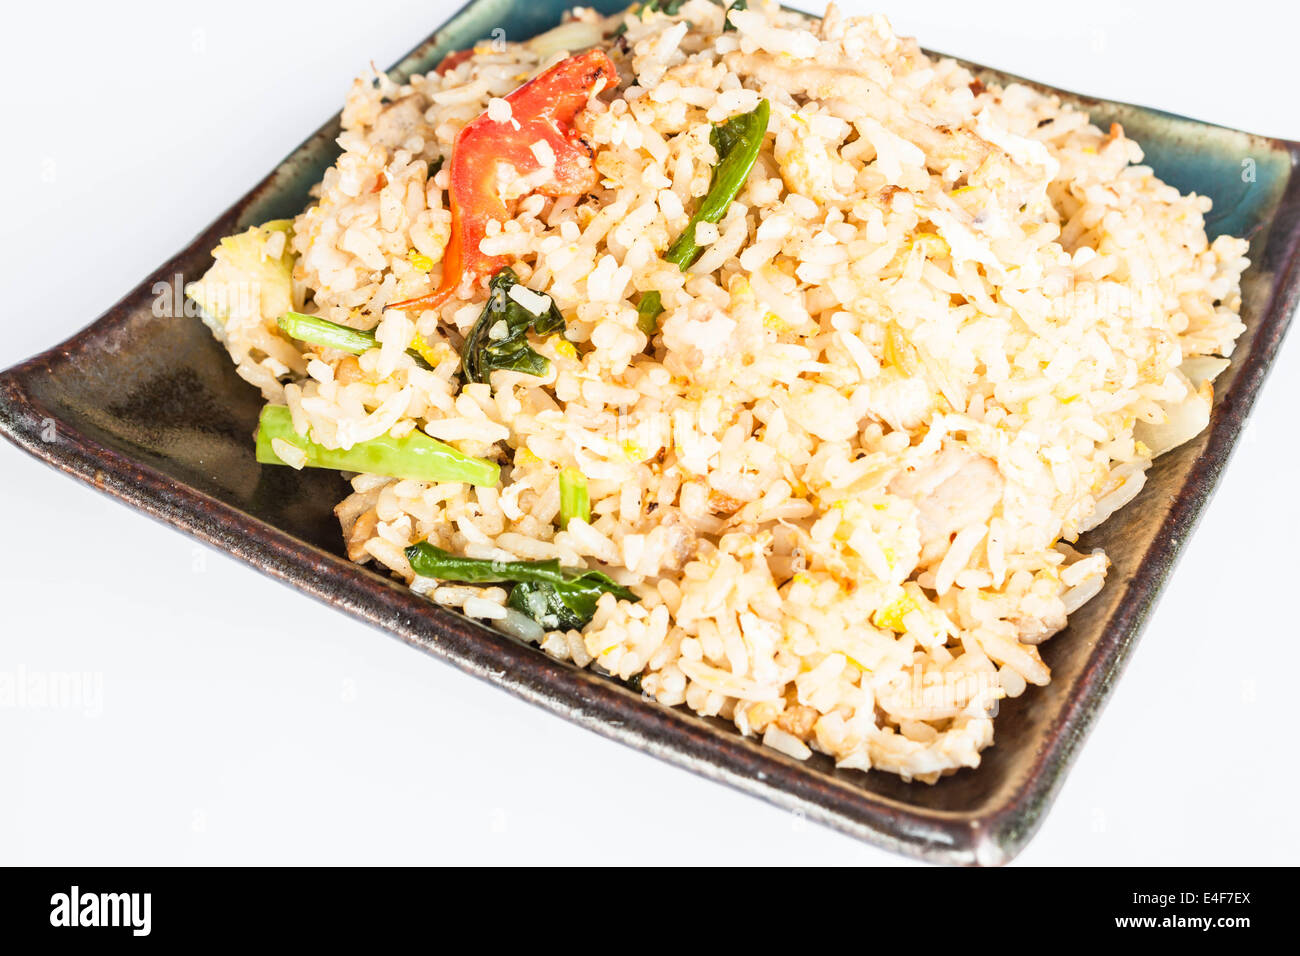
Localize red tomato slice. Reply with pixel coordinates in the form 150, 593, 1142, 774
435, 49, 475, 75
392, 49, 618, 315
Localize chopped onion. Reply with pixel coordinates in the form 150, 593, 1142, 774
525, 20, 606, 60
1180, 355, 1231, 387
1134, 357, 1229, 458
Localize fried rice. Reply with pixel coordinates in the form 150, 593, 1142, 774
186, 2, 1249, 780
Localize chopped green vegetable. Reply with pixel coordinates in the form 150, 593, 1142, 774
665, 99, 770, 270
404, 542, 637, 630
636, 100, 770, 336
278, 312, 378, 355
505, 581, 592, 632
277, 312, 434, 369
636, 291, 664, 335
641, 0, 686, 13
558, 467, 590, 528
721, 0, 746, 30
255, 405, 499, 486
461, 268, 567, 385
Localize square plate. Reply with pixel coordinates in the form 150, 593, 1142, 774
3, 0, 1298, 864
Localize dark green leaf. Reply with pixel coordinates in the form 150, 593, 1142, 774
461, 267, 567, 386
404, 542, 637, 631
642, 0, 686, 14
710, 109, 749, 158
507, 580, 595, 632
721, 0, 746, 31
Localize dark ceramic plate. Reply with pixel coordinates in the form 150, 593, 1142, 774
2, 0, 1298, 864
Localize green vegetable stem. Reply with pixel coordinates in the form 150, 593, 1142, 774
558, 467, 591, 527
277, 312, 433, 369
255, 405, 500, 486
639, 99, 770, 334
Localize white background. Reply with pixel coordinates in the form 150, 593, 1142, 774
1, 0, 1297, 866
